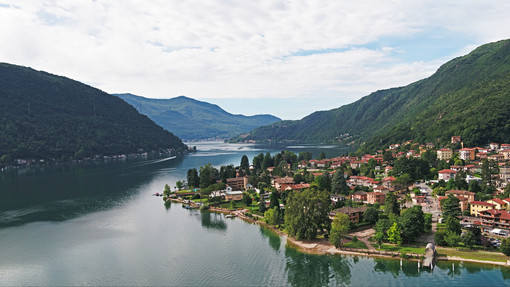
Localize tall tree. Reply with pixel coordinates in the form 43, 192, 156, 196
187, 168, 200, 188
199, 163, 217, 188
330, 213, 351, 248
387, 222, 402, 245
240, 155, 250, 170
399, 205, 425, 243
384, 192, 400, 215
441, 194, 461, 218
261, 152, 273, 170
331, 169, 348, 195
285, 189, 331, 240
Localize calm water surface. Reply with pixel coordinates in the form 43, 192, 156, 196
1, 142, 509, 286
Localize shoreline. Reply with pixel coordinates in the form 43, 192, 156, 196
172, 199, 510, 267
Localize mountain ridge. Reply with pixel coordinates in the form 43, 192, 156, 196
115, 93, 281, 140
0, 63, 187, 161
232, 39, 510, 151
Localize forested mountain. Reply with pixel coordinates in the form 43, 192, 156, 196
0, 63, 187, 161
233, 39, 510, 151
114, 93, 281, 140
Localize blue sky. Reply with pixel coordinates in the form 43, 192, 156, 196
1, 1, 509, 120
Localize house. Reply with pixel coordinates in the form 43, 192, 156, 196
438, 169, 457, 181
367, 192, 385, 205
351, 191, 368, 203
329, 206, 368, 223
226, 176, 248, 191
490, 143, 500, 150
282, 183, 310, 191
272, 177, 294, 191
488, 154, 504, 162
470, 201, 496, 217
459, 148, 476, 161
330, 194, 346, 203
477, 209, 510, 233
412, 196, 427, 205
488, 198, 509, 211
225, 190, 243, 201
437, 149, 453, 161
451, 136, 462, 144
501, 144, 510, 150
500, 150, 510, 160
446, 190, 475, 212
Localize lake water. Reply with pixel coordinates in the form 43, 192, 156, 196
1, 142, 509, 286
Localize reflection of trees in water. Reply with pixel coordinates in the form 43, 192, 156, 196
435, 261, 461, 278
259, 226, 281, 252
285, 247, 352, 287
164, 201, 171, 211
200, 211, 227, 232
373, 258, 401, 278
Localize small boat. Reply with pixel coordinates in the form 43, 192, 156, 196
225, 214, 236, 218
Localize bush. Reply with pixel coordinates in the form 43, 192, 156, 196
352, 236, 359, 243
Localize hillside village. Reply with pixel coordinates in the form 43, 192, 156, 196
168, 136, 510, 254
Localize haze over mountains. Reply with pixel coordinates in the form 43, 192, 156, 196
232, 39, 510, 152
115, 93, 281, 141
0, 63, 187, 161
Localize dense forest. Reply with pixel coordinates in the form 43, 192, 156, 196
0, 63, 187, 162
232, 39, 510, 151
115, 93, 281, 140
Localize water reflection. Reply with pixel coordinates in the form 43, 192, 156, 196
200, 211, 227, 232
285, 247, 352, 287
259, 226, 281, 252
0, 156, 184, 227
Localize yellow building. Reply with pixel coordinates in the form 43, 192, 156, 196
437, 149, 453, 161
470, 201, 496, 217
487, 198, 509, 210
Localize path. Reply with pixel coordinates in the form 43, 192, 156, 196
349, 228, 376, 250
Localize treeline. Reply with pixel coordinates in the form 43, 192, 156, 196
0, 63, 187, 162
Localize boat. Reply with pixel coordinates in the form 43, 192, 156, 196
225, 214, 236, 218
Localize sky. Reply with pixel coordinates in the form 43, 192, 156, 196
1, 1, 509, 120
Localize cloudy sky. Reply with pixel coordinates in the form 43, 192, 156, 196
1, 1, 509, 120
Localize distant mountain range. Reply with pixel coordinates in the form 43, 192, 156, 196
114, 93, 281, 141
232, 39, 510, 152
0, 63, 187, 161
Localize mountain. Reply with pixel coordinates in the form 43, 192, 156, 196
0, 63, 187, 161
114, 93, 281, 140
233, 39, 510, 151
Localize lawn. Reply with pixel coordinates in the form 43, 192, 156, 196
376, 244, 426, 254
436, 248, 509, 263
344, 240, 368, 249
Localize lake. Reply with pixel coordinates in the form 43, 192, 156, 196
1, 142, 509, 286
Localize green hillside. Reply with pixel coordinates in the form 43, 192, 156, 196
233, 39, 510, 151
115, 93, 281, 140
0, 63, 187, 161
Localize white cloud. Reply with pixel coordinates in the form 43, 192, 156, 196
1, 0, 509, 119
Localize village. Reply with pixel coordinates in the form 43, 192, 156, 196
166, 136, 510, 265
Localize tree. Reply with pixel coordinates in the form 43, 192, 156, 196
375, 218, 391, 241
199, 163, 217, 188
242, 192, 252, 206
176, 180, 183, 190
444, 230, 461, 247
434, 229, 447, 246
363, 207, 379, 225
441, 194, 461, 218
187, 168, 199, 188
501, 238, 510, 256
384, 192, 400, 215
399, 205, 425, 243
374, 231, 385, 248
240, 155, 250, 170
258, 198, 267, 213
329, 213, 350, 248
462, 230, 477, 249
229, 200, 236, 209
319, 152, 326, 160
261, 153, 273, 170
387, 222, 402, 246
264, 207, 278, 226
424, 213, 432, 231
163, 184, 171, 197
284, 188, 331, 240
314, 173, 331, 191
331, 169, 349, 195
445, 216, 462, 235
468, 180, 482, 194
269, 191, 280, 209
454, 171, 468, 190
